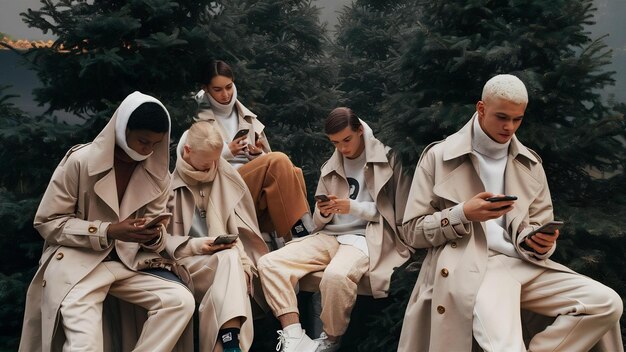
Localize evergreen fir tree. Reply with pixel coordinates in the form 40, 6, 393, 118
0, 86, 83, 350
334, 0, 418, 127
230, 0, 338, 196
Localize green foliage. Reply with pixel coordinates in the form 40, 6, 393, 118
230, 0, 338, 196
334, 0, 419, 128
353, 0, 626, 348
0, 87, 82, 351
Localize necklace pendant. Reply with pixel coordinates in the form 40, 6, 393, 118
200, 210, 206, 218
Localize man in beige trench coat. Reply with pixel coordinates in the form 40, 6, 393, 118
398, 74, 623, 352
258, 107, 413, 352
19, 91, 195, 352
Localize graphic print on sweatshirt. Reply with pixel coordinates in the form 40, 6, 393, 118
347, 177, 359, 200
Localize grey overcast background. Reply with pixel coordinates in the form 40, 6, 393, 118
1, 0, 625, 115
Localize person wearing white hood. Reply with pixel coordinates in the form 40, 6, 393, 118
257, 107, 413, 352
19, 91, 195, 352
192, 60, 313, 241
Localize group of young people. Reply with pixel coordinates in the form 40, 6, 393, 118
19, 60, 623, 352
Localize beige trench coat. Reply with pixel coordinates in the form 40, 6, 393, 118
166, 157, 269, 351
312, 122, 413, 298
19, 97, 182, 352
398, 116, 621, 351
197, 99, 271, 153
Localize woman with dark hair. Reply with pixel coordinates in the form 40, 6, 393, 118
257, 107, 412, 352
191, 60, 313, 241
19, 92, 195, 352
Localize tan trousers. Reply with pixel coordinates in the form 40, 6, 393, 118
258, 234, 369, 336
59, 261, 195, 352
238, 152, 309, 240
473, 253, 623, 352
179, 248, 253, 352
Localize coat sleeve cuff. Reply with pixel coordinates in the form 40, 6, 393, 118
64, 220, 109, 250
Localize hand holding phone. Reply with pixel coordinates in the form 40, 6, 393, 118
232, 129, 249, 141
142, 213, 172, 229
486, 195, 518, 202
527, 220, 564, 236
315, 194, 330, 203
213, 234, 239, 245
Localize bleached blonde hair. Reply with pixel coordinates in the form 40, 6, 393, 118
186, 121, 224, 152
482, 74, 528, 105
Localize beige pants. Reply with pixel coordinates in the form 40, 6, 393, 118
238, 152, 309, 240
59, 260, 195, 352
179, 248, 253, 352
258, 234, 369, 336
473, 253, 623, 352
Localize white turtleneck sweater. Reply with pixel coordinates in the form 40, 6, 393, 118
453, 117, 518, 258
197, 86, 250, 169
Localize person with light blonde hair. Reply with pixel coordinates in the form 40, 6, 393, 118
398, 74, 623, 351
165, 121, 269, 352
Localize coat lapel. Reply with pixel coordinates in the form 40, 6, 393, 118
119, 166, 164, 220
93, 170, 120, 217
433, 159, 484, 205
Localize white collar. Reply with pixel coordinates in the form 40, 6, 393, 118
472, 116, 509, 159
206, 83, 238, 118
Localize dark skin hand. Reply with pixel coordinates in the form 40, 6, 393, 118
107, 218, 161, 243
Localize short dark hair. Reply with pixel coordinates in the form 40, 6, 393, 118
199, 60, 234, 85
324, 107, 362, 135
127, 102, 169, 133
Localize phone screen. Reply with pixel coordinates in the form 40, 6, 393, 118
143, 213, 172, 228
315, 194, 330, 202
233, 129, 249, 141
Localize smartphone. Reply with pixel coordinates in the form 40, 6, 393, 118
232, 129, 249, 141
528, 220, 564, 236
486, 195, 518, 202
213, 234, 239, 245
143, 213, 172, 229
315, 194, 330, 202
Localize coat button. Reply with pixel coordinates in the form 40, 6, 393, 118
440, 218, 450, 227
451, 241, 458, 248
437, 305, 445, 314
441, 268, 449, 277
56, 252, 64, 260
42, 280, 46, 287
88, 225, 97, 234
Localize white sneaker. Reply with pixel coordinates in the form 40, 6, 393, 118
276, 329, 319, 352
314, 332, 340, 352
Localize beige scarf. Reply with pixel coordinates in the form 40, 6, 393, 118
176, 156, 227, 235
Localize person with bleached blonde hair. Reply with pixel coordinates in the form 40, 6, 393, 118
398, 74, 623, 352
165, 121, 269, 352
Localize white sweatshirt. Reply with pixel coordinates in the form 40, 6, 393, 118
322, 150, 379, 256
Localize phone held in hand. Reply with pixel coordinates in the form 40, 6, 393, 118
213, 234, 239, 245
485, 195, 518, 202
143, 213, 173, 229
232, 129, 249, 141
315, 194, 330, 202
528, 220, 564, 236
